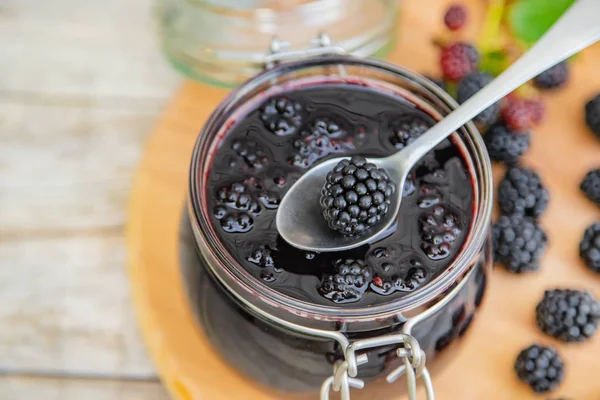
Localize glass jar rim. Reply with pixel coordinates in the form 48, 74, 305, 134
188, 55, 494, 324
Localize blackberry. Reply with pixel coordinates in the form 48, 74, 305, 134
258, 191, 280, 210
585, 94, 600, 139
398, 265, 428, 292
320, 155, 396, 236
389, 115, 433, 150
419, 205, 462, 261
289, 118, 352, 168
368, 252, 428, 295
260, 97, 303, 136
580, 168, 600, 206
457, 72, 500, 125
536, 289, 600, 342
216, 181, 261, 214
307, 118, 345, 138
440, 42, 480, 82
231, 139, 268, 169
221, 213, 253, 233
498, 167, 549, 218
247, 245, 275, 268
515, 344, 564, 394
580, 222, 600, 273
483, 123, 530, 164
444, 4, 468, 31
319, 258, 372, 304
534, 61, 569, 90
492, 215, 548, 273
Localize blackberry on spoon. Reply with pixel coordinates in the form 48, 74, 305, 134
320, 155, 396, 236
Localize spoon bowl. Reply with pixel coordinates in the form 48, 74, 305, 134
276, 156, 405, 252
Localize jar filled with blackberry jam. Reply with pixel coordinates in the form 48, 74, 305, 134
185, 54, 493, 398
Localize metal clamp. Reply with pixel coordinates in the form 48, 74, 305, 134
264, 32, 346, 69
320, 333, 434, 400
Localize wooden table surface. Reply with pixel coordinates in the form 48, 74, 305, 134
0, 0, 177, 398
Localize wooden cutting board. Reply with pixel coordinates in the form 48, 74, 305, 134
126, 0, 600, 398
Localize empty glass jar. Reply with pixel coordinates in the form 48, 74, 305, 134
155, 0, 398, 86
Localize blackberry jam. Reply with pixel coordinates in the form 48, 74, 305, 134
186, 56, 493, 395
206, 83, 474, 306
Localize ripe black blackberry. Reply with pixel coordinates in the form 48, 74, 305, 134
492, 215, 548, 273
514, 344, 564, 394
216, 181, 261, 214
247, 245, 275, 268
580, 222, 600, 273
457, 72, 500, 126
536, 289, 600, 342
220, 213, 253, 233
289, 118, 351, 168
419, 205, 462, 261
260, 97, 303, 136
231, 139, 268, 169
389, 115, 433, 150
580, 168, 600, 206
498, 167, 549, 218
585, 94, 600, 139
319, 258, 372, 304
483, 123, 530, 164
320, 155, 396, 236
533, 61, 569, 90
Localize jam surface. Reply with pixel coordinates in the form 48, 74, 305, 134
206, 82, 474, 307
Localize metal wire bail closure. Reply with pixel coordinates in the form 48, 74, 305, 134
319, 333, 434, 400
264, 32, 346, 69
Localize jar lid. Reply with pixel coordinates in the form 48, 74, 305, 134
157, 0, 398, 87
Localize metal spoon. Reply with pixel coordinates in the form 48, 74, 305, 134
277, 0, 600, 253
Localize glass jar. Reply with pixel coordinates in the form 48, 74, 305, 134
184, 56, 494, 398
155, 0, 398, 86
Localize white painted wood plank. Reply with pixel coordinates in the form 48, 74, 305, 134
0, 0, 180, 99
0, 103, 163, 233
0, 377, 169, 400
0, 234, 156, 376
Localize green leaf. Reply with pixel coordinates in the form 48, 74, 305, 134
508, 0, 575, 44
480, 50, 510, 77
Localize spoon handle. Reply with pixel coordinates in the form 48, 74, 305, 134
396, 0, 600, 170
